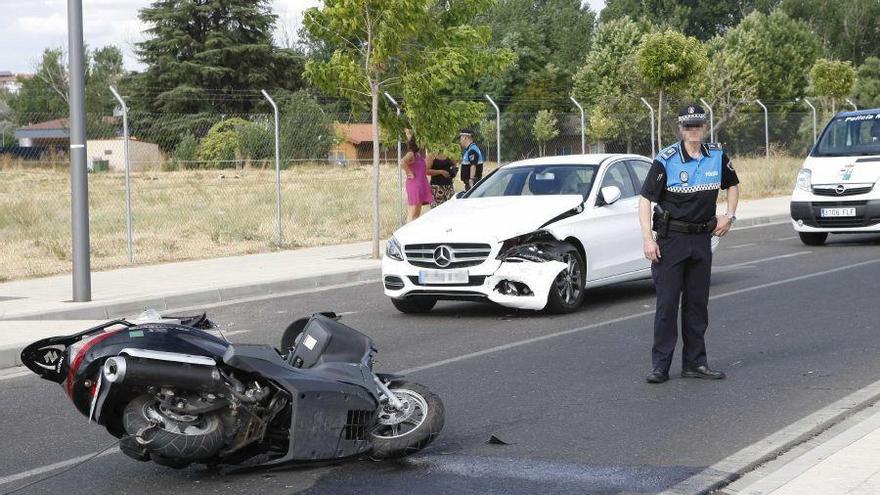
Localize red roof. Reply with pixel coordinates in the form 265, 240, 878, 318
335, 123, 374, 144
21, 118, 69, 130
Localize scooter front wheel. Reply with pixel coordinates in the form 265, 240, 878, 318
370, 381, 445, 458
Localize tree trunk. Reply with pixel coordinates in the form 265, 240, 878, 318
832, 96, 836, 115
657, 90, 664, 149
626, 136, 632, 154
370, 83, 380, 259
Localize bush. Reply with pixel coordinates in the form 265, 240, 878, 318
168, 134, 199, 170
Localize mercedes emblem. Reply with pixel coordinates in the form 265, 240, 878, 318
433, 245, 453, 267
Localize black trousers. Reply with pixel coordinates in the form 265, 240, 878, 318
651, 231, 713, 372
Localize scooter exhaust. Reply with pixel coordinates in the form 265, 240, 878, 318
103, 356, 225, 392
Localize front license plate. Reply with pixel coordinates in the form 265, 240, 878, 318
418, 269, 469, 284
820, 207, 856, 217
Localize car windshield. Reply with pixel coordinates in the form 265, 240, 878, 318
466, 165, 599, 198
814, 113, 880, 157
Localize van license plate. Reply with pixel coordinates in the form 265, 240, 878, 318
820, 208, 856, 217
419, 269, 469, 284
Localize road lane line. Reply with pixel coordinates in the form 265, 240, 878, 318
713, 251, 810, 270
0, 370, 30, 382
398, 258, 880, 375
0, 448, 119, 487
730, 220, 790, 231
727, 243, 757, 249
776, 236, 799, 241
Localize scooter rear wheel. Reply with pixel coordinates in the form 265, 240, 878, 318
370, 381, 444, 458
123, 394, 225, 464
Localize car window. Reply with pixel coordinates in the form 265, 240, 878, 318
600, 162, 636, 198
627, 160, 651, 191
467, 165, 598, 198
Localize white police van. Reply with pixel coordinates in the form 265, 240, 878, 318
791, 109, 880, 245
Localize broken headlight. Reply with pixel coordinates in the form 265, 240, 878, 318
496, 231, 560, 262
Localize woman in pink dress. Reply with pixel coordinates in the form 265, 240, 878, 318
402, 134, 432, 223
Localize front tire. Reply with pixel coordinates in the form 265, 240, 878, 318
123, 394, 225, 464
370, 381, 445, 458
391, 297, 437, 314
799, 232, 828, 246
544, 243, 586, 314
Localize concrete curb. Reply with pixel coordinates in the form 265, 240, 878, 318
0, 267, 380, 370
660, 377, 880, 495
730, 213, 791, 230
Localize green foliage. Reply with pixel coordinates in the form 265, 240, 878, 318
572, 16, 651, 147
852, 57, 880, 108
196, 118, 255, 167
132, 0, 304, 114
602, 0, 771, 41
532, 110, 559, 156
170, 134, 199, 169
278, 90, 334, 162
637, 30, 707, 94
779, 0, 880, 64
810, 59, 856, 98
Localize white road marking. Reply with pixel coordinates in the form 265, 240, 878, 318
0, 369, 30, 382
730, 220, 791, 231
777, 235, 799, 241
714, 251, 811, 270
727, 243, 757, 249
398, 258, 880, 375
0, 448, 119, 487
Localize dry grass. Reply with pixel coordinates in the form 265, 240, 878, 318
0, 155, 799, 281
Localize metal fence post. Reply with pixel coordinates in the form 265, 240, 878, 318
109, 86, 132, 263
846, 98, 858, 111
68, 0, 91, 301
639, 97, 656, 158
485, 95, 500, 165
755, 99, 769, 161
383, 92, 404, 225
569, 96, 585, 154
261, 90, 282, 246
699, 98, 715, 142
800, 97, 818, 144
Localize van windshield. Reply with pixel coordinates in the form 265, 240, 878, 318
814, 114, 880, 157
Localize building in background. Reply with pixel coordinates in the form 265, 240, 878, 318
329, 123, 392, 165
0, 71, 28, 93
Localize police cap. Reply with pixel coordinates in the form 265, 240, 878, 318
678, 104, 708, 125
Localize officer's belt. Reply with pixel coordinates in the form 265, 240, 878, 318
665, 217, 717, 234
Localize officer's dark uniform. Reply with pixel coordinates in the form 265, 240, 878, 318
460, 131, 484, 190
640, 105, 739, 380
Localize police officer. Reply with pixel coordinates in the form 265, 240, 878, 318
459, 129, 485, 190
638, 104, 740, 384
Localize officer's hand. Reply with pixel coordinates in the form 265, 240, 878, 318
713, 215, 732, 237
644, 239, 661, 263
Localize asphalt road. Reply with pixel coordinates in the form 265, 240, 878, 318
2, 222, 880, 495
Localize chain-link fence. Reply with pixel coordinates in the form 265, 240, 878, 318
0, 96, 854, 280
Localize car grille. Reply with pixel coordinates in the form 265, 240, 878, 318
404, 243, 492, 269
407, 275, 487, 287
812, 184, 874, 197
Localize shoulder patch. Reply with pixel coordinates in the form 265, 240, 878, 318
658, 146, 676, 160
705, 142, 722, 151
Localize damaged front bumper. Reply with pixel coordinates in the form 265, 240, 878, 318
382, 232, 569, 311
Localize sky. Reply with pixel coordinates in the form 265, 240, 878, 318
0, 0, 606, 74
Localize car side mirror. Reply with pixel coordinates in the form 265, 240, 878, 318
598, 185, 621, 206
455, 191, 466, 199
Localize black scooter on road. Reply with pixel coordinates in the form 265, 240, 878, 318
21, 311, 444, 469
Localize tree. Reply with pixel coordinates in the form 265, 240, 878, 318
0, 90, 14, 147
278, 90, 334, 163
852, 57, 880, 108
532, 110, 559, 156
636, 30, 707, 147
810, 59, 856, 113
698, 10, 819, 138
601, 0, 771, 41
304, 0, 513, 257
133, 0, 304, 114
571, 16, 651, 153
9, 46, 127, 119
779, 0, 880, 64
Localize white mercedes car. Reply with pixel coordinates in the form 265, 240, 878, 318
791, 109, 880, 245
383, 153, 668, 314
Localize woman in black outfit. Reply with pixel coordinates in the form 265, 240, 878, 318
426, 152, 457, 208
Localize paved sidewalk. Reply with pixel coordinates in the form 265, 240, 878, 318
734, 405, 880, 495
0, 195, 791, 370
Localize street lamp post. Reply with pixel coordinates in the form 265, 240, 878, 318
68, 0, 91, 301
109, 86, 132, 263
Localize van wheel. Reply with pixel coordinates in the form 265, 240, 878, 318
799, 232, 828, 246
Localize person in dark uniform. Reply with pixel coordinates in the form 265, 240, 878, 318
459, 129, 485, 190
639, 104, 740, 384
